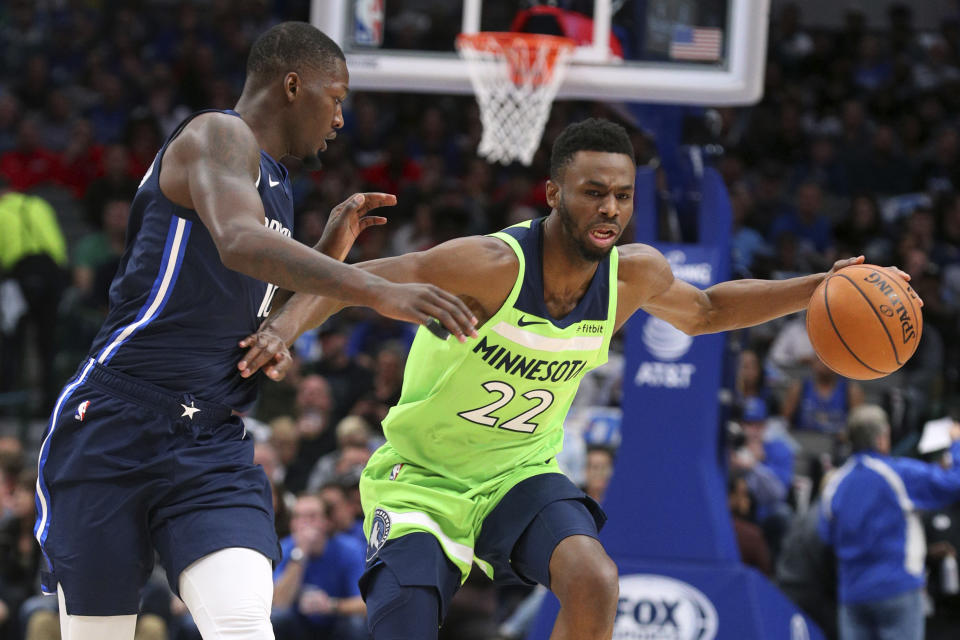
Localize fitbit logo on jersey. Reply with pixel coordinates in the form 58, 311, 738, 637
614, 574, 718, 640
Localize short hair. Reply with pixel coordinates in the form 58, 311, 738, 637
246, 22, 345, 81
847, 405, 889, 452
549, 118, 635, 181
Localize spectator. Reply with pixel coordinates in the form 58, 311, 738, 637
318, 481, 365, 551
349, 341, 407, 435
833, 194, 892, 265
306, 416, 374, 492
730, 397, 795, 558
0, 470, 44, 640
818, 406, 960, 640
776, 499, 838, 640
302, 323, 373, 424
582, 445, 615, 504
0, 181, 68, 412
727, 471, 772, 576
0, 117, 61, 192
783, 357, 864, 436
730, 182, 772, 277
285, 375, 337, 494
272, 493, 367, 640
71, 197, 128, 300
733, 349, 772, 410
82, 143, 138, 226
269, 416, 300, 488
917, 418, 960, 640
768, 181, 836, 270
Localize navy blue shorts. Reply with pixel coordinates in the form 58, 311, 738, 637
35, 359, 279, 616
359, 473, 604, 624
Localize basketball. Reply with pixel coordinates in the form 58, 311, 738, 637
806, 264, 923, 380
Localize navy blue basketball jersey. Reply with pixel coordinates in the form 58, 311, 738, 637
87, 109, 293, 410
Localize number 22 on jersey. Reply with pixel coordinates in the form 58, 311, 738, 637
458, 381, 554, 433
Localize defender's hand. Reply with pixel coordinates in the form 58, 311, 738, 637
319, 193, 395, 261
374, 282, 478, 343
238, 327, 292, 380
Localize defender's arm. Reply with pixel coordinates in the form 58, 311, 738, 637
239, 236, 517, 377
159, 113, 475, 338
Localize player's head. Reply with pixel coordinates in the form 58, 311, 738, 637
244, 22, 348, 160
547, 118, 635, 262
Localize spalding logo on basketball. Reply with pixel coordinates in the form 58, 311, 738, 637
806, 265, 923, 380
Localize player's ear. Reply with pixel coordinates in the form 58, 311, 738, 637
284, 72, 301, 102
545, 179, 560, 209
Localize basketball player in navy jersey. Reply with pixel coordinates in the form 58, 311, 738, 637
33, 22, 477, 640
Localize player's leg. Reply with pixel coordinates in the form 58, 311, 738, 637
151, 412, 279, 639
56, 585, 137, 640
360, 532, 462, 640
544, 534, 619, 639
38, 370, 160, 639
510, 499, 619, 640
177, 548, 274, 640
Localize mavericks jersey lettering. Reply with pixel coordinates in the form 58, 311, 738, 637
381, 217, 618, 484
87, 110, 293, 410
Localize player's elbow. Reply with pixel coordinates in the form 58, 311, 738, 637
216, 227, 261, 272
678, 317, 710, 337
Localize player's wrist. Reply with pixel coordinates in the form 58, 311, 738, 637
289, 546, 306, 563
329, 597, 340, 614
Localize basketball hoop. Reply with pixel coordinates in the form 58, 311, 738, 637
456, 32, 576, 166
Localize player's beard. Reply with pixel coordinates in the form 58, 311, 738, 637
556, 194, 616, 263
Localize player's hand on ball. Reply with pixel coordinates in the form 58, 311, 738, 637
882, 265, 924, 307
826, 255, 865, 275
237, 327, 292, 380
319, 192, 395, 261
376, 282, 479, 343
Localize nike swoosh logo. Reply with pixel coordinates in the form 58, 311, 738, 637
518, 316, 548, 327
268, 176, 280, 187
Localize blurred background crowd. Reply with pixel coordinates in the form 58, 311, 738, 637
2, 1, 960, 639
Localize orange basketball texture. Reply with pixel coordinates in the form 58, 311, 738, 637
806, 265, 923, 380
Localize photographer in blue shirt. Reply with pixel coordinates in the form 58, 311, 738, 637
818, 405, 960, 640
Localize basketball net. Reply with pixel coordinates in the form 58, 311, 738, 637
456, 32, 575, 166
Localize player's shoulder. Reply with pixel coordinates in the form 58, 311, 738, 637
616, 242, 672, 283
429, 235, 519, 273
169, 111, 260, 170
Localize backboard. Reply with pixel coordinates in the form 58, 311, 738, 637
312, 0, 769, 105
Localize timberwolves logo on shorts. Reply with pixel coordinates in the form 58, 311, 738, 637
366, 508, 391, 562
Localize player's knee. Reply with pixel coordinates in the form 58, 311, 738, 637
553, 541, 619, 611
179, 549, 274, 640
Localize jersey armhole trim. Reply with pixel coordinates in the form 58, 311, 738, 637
485, 232, 526, 325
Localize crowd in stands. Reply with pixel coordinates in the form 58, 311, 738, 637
3, 0, 960, 638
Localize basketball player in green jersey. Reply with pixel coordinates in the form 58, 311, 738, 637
239, 119, 911, 639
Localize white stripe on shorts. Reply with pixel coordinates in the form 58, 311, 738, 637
387, 510, 475, 568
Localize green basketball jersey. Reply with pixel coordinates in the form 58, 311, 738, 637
380, 217, 619, 487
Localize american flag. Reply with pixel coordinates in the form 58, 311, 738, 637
669, 26, 723, 62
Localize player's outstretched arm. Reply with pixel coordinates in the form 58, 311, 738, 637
238, 236, 517, 378
161, 113, 475, 340
617, 245, 914, 335
267, 191, 395, 313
